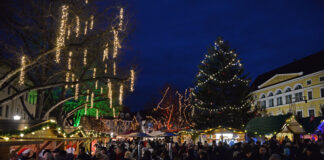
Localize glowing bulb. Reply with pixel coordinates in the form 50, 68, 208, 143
119, 84, 123, 105
20, 133, 24, 137
91, 92, 94, 108
19, 56, 26, 85
3, 137, 9, 141
75, 82, 79, 100
55, 5, 69, 63
100, 87, 103, 94
76, 16, 80, 37
104, 64, 108, 73
113, 108, 116, 118
90, 15, 94, 30
119, 8, 124, 30
95, 80, 98, 89
108, 80, 112, 108
84, 21, 88, 35
96, 109, 99, 119
113, 62, 116, 76
68, 51, 72, 70
113, 29, 121, 58
129, 69, 135, 92
85, 0, 88, 4
93, 68, 96, 78
65, 72, 70, 89
83, 49, 87, 65
103, 43, 109, 61
67, 27, 71, 39
84, 104, 87, 115
86, 89, 89, 102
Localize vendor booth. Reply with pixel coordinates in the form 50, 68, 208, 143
245, 114, 305, 142
297, 117, 324, 141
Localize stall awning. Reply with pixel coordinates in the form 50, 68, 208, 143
297, 117, 324, 134
245, 114, 304, 135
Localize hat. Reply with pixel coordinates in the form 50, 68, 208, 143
18, 148, 30, 155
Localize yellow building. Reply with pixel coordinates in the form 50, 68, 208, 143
251, 51, 324, 118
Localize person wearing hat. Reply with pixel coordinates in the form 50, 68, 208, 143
18, 148, 33, 160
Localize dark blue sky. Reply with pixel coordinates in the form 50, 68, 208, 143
123, 0, 324, 111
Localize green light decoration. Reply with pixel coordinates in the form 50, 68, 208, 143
28, 90, 37, 105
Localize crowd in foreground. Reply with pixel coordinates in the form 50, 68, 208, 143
12, 136, 324, 160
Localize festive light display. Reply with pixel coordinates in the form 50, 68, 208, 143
96, 109, 99, 119
119, 84, 123, 105
113, 107, 116, 118
18, 56, 26, 85
100, 87, 103, 94
67, 27, 71, 39
119, 8, 124, 30
86, 89, 90, 102
75, 82, 79, 100
71, 73, 75, 88
104, 64, 108, 73
95, 80, 98, 89
113, 29, 120, 58
93, 68, 96, 78
76, 16, 80, 37
65, 72, 70, 89
85, 0, 88, 4
55, 5, 69, 63
84, 21, 88, 35
84, 104, 87, 115
68, 51, 72, 70
108, 80, 112, 108
130, 69, 135, 92
90, 15, 94, 30
113, 62, 116, 76
91, 92, 94, 108
103, 43, 109, 61
83, 49, 87, 65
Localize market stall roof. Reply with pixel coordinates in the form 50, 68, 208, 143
245, 114, 304, 135
297, 117, 324, 134
126, 132, 150, 137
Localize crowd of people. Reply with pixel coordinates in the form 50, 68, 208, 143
11, 136, 324, 160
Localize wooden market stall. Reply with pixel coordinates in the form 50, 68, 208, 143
297, 117, 324, 141
0, 120, 110, 159
245, 114, 305, 142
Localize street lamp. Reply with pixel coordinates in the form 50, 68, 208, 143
13, 115, 21, 120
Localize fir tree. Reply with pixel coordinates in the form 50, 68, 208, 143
192, 37, 254, 129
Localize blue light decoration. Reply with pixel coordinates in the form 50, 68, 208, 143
316, 120, 324, 134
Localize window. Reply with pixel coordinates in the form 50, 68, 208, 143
321, 88, 324, 98
261, 100, 266, 108
307, 80, 312, 85
276, 97, 283, 106
269, 99, 274, 107
268, 92, 273, 97
308, 91, 313, 100
285, 95, 292, 104
261, 94, 266, 99
276, 90, 282, 95
294, 85, 302, 90
295, 92, 303, 102
297, 110, 303, 118
320, 76, 324, 82
308, 109, 315, 117
285, 88, 292, 93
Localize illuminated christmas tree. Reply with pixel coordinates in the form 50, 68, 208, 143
192, 37, 253, 129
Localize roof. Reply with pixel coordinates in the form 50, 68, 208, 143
251, 51, 324, 90
245, 114, 296, 135
297, 117, 324, 134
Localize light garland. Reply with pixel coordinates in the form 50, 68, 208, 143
95, 80, 98, 89
55, 5, 69, 63
86, 89, 90, 102
108, 80, 112, 108
76, 16, 80, 37
91, 92, 94, 108
96, 109, 99, 119
113, 108, 116, 118
71, 73, 75, 88
84, 21, 88, 35
93, 68, 96, 78
18, 56, 26, 85
68, 51, 73, 70
104, 64, 108, 73
84, 104, 87, 115
113, 29, 120, 58
119, 8, 124, 30
103, 43, 109, 61
90, 15, 94, 30
130, 69, 135, 92
65, 72, 70, 89
67, 27, 71, 39
83, 49, 87, 65
119, 84, 123, 105
75, 81, 79, 100
100, 87, 103, 94
113, 62, 116, 76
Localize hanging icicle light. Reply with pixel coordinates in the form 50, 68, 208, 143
75, 81, 79, 100
108, 80, 112, 108
83, 49, 87, 66
113, 62, 116, 76
119, 8, 124, 31
119, 84, 123, 105
96, 109, 99, 119
68, 51, 73, 70
75, 16, 80, 37
91, 92, 94, 108
18, 56, 26, 85
113, 29, 120, 58
103, 43, 109, 61
90, 15, 94, 30
113, 108, 116, 118
84, 21, 88, 35
67, 27, 71, 39
86, 89, 90, 102
95, 80, 98, 89
65, 72, 70, 89
130, 69, 135, 92
104, 64, 108, 73
71, 73, 75, 88
84, 104, 87, 115
100, 87, 103, 94
55, 5, 69, 63
93, 68, 96, 78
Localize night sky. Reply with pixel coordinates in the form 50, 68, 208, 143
123, 0, 324, 111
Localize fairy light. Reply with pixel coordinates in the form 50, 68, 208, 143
75, 82, 79, 100
86, 89, 90, 102
113, 62, 116, 76
85, 0, 88, 4
91, 92, 94, 108
108, 80, 112, 108
119, 84, 123, 105
103, 43, 109, 61
95, 80, 98, 89
113, 29, 121, 58
113, 108, 116, 118
71, 73, 75, 88
83, 49, 87, 65
67, 27, 71, 39
96, 109, 99, 119
104, 64, 108, 73
119, 8, 124, 30
93, 68, 96, 78
130, 69, 135, 92
65, 72, 70, 89
84, 21, 88, 35
76, 16, 80, 37
84, 104, 87, 115
18, 56, 26, 85
90, 15, 94, 30
68, 51, 73, 70
55, 5, 69, 63
100, 87, 103, 94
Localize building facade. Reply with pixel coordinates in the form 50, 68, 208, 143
252, 51, 324, 118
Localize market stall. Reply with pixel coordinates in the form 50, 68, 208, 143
297, 117, 324, 141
